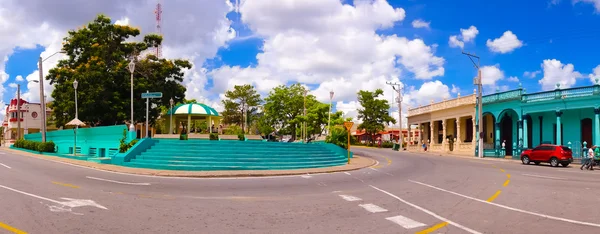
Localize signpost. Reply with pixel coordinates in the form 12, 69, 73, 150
141, 91, 163, 138
344, 121, 354, 164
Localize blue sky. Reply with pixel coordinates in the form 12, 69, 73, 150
3, 0, 600, 108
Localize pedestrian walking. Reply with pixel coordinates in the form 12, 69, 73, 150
581, 146, 596, 170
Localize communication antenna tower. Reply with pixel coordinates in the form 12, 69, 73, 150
154, 0, 163, 58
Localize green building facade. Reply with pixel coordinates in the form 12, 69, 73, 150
476, 81, 600, 159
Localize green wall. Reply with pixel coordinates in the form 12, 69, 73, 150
25, 125, 127, 157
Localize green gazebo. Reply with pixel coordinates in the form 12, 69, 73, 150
165, 103, 222, 134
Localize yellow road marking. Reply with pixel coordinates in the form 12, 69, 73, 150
0, 221, 27, 234
486, 190, 502, 202
506, 174, 511, 178
503, 179, 510, 187
500, 169, 505, 172
492, 165, 497, 168
416, 221, 448, 234
51, 181, 79, 189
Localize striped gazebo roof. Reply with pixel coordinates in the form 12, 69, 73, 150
166, 103, 219, 116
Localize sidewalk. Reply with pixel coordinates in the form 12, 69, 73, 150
0, 148, 376, 178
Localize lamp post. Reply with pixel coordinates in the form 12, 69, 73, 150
38, 51, 65, 143
328, 91, 334, 136
128, 59, 135, 132
303, 89, 308, 143
462, 51, 483, 158
73, 79, 79, 156
169, 98, 174, 134
16, 84, 21, 140
24, 104, 29, 135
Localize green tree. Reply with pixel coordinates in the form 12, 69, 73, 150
305, 102, 346, 137
263, 84, 315, 141
356, 89, 396, 144
47, 14, 190, 127
221, 85, 262, 133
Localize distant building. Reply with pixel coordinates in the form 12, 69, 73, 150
2, 98, 52, 144
352, 127, 419, 144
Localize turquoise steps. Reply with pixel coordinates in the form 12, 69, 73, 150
123, 162, 343, 171
129, 158, 346, 165
138, 154, 340, 159
135, 156, 344, 163
120, 140, 347, 171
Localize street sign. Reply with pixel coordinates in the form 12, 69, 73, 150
344, 121, 354, 130
343, 121, 354, 164
142, 92, 163, 99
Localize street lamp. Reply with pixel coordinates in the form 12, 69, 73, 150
328, 91, 334, 136
128, 59, 135, 132
24, 104, 29, 135
38, 50, 66, 143
73, 79, 79, 156
169, 98, 174, 134
303, 89, 308, 143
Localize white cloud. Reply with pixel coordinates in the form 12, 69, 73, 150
451, 84, 460, 94
480, 64, 505, 86
523, 70, 541, 78
8, 83, 17, 88
538, 59, 583, 90
461, 26, 479, 42
589, 64, 600, 84
206, 0, 446, 122
507, 76, 519, 82
486, 31, 523, 53
1, 0, 236, 110
574, 0, 600, 12
448, 25, 478, 49
411, 19, 430, 29
448, 35, 464, 49
15, 75, 24, 81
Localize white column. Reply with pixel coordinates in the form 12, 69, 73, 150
442, 119, 447, 151
430, 121, 434, 145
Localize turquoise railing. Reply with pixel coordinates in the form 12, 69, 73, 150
483, 85, 600, 104
482, 89, 522, 104
523, 85, 600, 103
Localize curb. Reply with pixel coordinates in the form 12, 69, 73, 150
1, 148, 376, 178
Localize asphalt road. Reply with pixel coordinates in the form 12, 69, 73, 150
1, 148, 600, 234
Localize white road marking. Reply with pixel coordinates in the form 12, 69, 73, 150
0, 184, 108, 211
339, 195, 362, 201
301, 174, 312, 178
0, 162, 11, 169
409, 180, 600, 228
386, 215, 426, 229
0, 152, 6, 154
86, 176, 151, 186
359, 203, 388, 213
369, 185, 481, 234
522, 173, 565, 180
369, 167, 394, 176
344, 172, 351, 175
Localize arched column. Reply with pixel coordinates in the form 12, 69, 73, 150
523, 114, 529, 148
556, 110, 563, 146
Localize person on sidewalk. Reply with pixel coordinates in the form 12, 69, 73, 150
582, 146, 596, 170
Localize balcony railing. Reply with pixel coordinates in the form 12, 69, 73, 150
523, 85, 600, 103
408, 94, 476, 116
482, 84, 600, 104
482, 89, 522, 104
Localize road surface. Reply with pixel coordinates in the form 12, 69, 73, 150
0, 148, 598, 234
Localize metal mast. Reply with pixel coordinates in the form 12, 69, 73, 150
154, 0, 163, 58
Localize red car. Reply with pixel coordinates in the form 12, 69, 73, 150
520, 144, 573, 167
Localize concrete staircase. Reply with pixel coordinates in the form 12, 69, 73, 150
122, 139, 348, 171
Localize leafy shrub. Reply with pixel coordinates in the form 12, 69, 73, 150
119, 129, 139, 153
382, 141, 394, 148
14, 139, 55, 153
238, 134, 245, 141
209, 133, 219, 140
224, 125, 244, 135
326, 126, 351, 149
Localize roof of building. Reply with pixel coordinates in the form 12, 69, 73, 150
166, 103, 220, 116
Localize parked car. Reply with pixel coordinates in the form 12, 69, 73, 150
520, 144, 573, 167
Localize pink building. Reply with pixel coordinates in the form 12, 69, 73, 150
2, 98, 51, 144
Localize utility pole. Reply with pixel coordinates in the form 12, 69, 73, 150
462, 51, 483, 158
16, 84, 21, 140
386, 81, 404, 150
